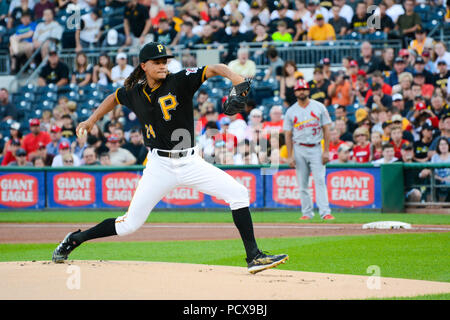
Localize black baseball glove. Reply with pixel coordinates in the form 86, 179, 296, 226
222, 79, 252, 116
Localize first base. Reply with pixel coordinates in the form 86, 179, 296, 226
362, 221, 412, 230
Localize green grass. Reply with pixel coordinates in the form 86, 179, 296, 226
369, 293, 450, 300
1, 233, 449, 283
0, 210, 449, 225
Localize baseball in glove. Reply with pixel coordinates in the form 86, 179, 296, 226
222, 79, 252, 116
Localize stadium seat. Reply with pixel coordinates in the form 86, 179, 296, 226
21, 84, 36, 93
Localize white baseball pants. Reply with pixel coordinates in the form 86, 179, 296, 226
294, 144, 331, 218
114, 146, 250, 236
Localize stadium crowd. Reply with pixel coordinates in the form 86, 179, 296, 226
0, 0, 449, 201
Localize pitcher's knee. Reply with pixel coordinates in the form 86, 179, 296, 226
114, 213, 144, 236
228, 183, 250, 210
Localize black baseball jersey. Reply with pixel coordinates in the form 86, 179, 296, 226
115, 66, 208, 150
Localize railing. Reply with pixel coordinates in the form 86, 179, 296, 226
403, 162, 450, 208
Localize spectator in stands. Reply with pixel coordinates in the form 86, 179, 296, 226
430, 94, 448, 119
7, 147, 32, 166
397, 142, 423, 202
328, 125, 345, 161
263, 46, 284, 81
328, 4, 348, 38
123, 128, 147, 165
198, 121, 219, 163
61, 114, 77, 142
268, 1, 295, 35
420, 137, 450, 202
434, 61, 450, 91
303, 0, 330, 29
106, 134, 136, 165
392, 71, 413, 97
9, 11, 36, 74
382, 0, 404, 24
370, 107, 389, 136
413, 122, 434, 162
32, 155, 45, 167
0, 88, 18, 121
413, 71, 435, 100
336, 105, 357, 132
280, 61, 299, 108
328, 71, 352, 107
291, 18, 307, 42
52, 140, 81, 166
101, 29, 126, 50
92, 52, 113, 86
390, 125, 410, 159
37, 49, 69, 87
372, 142, 398, 164
34, 141, 53, 165
307, 13, 335, 42
154, 17, 178, 46
331, 143, 353, 163
123, 0, 152, 51
386, 57, 408, 87
335, 117, 353, 144
7, 0, 33, 29
271, 20, 293, 43
71, 132, 87, 159
353, 73, 369, 106
32, 9, 63, 60
366, 83, 392, 111
409, 27, 434, 57
227, 112, 248, 143
245, 108, 264, 142
352, 127, 371, 163
213, 117, 238, 155
347, 2, 372, 36
433, 42, 450, 71
395, 0, 421, 45
355, 107, 370, 128
176, 21, 200, 48
111, 52, 133, 86
61, 153, 75, 167
333, 0, 353, 24
370, 130, 383, 161
71, 51, 92, 86
99, 151, 111, 166
222, 19, 247, 64
235, 139, 259, 165
1, 139, 21, 166
357, 42, 381, 75
411, 56, 435, 85
21, 118, 51, 160
46, 124, 69, 156
262, 105, 284, 136
292, 0, 310, 24
245, 0, 270, 27
75, 7, 103, 52
81, 146, 100, 165
378, 47, 395, 72
377, 1, 395, 36
429, 112, 450, 155
33, 0, 55, 20
308, 65, 330, 105
228, 47, 257, 79
391, 93, 408, 117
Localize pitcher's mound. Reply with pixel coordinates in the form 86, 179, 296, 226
1, 260, 449, 300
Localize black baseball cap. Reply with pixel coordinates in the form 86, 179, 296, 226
139, 42, 174, 63
401, 142, 413, 150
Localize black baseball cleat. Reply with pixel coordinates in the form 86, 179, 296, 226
52, 230, 81, 263
247, 251, 289, 274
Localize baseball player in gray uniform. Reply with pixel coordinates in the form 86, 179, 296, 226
283, 79, 335, 220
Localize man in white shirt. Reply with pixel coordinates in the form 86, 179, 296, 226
334, 0, 353, 24
372, 143, 398, 164
228, 113, 248, 143
304, 0, 330, 29
75, 8, 103, 51
111, 52, 134, 86
51, 141, 82, 167
106, 134, 136, 166
32, 8, 63, 59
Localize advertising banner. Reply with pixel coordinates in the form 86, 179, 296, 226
265, 168, 381, 209
0, 172, 45, 209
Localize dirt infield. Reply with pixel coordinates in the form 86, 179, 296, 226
1, 223, 449, 300
1, 260, 450, 300
1, 223, 449, 243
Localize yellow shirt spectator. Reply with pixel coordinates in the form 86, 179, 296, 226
307, 15, 336, 42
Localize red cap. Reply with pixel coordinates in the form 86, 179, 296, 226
357, 69, 367, 77
415, 102, 427, 111
107, 134, 120, 142
29, 118, 40, 126
50, 125, 62, 133
38, 141, 46, 149
59, 141, 70, 149
294, 79, 309, 90
349, 60, 358, 67
399, 49, 409, 57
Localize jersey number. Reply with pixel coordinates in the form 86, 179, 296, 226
145, 124, 156, 139
158, 94, 178, 121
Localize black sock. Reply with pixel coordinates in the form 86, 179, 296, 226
70, 218, 117, 245
232, 207, 260, 263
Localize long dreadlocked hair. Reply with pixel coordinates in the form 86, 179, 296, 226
124, 65, 147, 90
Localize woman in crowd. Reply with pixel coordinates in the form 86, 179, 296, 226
71, 51, 93, 87
352, 127, 371, 163
92, 52, 113, 86
370, 131, 383, 161
279, 60, 299, 108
